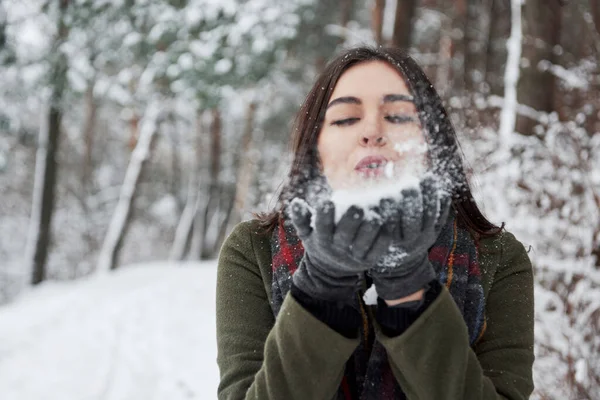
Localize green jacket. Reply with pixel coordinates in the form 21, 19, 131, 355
216, 219, 534, 400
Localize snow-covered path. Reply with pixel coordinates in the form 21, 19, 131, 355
0, 262, 219, 400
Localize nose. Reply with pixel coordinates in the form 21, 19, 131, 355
360, 135, 386, 146
360, 119, 386, 147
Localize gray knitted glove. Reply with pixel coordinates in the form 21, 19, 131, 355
370, 175, 452, 300
289, 198, 394, 302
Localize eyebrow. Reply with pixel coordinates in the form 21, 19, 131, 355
326, 96, 360, 109
383, 94, 414, 103
326, 94, 414, 109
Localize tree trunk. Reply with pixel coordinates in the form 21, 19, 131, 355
170, 110, 203, 261
168, 114, 181, 209
498, 0, 523, 155
128, 112, 139, 150
96, 102, 161, 272
30, 108, 62, 284
215, 191, 236, 256
391, 0, 418, 49
188, 198, 206, 260
0, 2, 7, 52
228, 102, 257, 232
170, 178, 200, 261
464, 0, 493, 92
449, 0, 468, 94
337, 0, 354, 46
188, 110, 207, 260
28, 0, 70, 285
219, 102, 259, 248
592, 190, 600, 268
516, 0, 563, 135
209, 108, 221, 193
372, 0, 385, 45
436, 18, 453, 96
199, 108, 222, 259
484, 0, 512, 96
591, 0, 600, 36
81, 80, 97, 189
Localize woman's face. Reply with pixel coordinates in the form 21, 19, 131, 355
317, 61, 427, 190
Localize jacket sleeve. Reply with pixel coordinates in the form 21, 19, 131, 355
375, 231, 535, 400
216, 222, 359, 400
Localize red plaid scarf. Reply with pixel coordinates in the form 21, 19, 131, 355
270, 211, 486, 400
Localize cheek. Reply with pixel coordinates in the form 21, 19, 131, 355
387, 124, 427, 156
317, 129, 352, 172
316, 132, 330, 170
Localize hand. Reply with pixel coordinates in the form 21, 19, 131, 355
370, 175, 452, 300
289, 199, 393, 302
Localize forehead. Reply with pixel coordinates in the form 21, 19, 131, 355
330, 60, 411, 99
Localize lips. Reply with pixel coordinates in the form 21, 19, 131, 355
355, 155, 388, 178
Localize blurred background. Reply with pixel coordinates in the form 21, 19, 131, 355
0, 0, 599, 399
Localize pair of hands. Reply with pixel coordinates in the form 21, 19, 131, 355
290, 175, 451, 303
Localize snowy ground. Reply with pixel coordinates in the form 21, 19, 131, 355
0, 262, 219, 400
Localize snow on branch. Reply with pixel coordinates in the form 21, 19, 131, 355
96, 100, 164, 274
498, 0, 523, 152
538, 60, 590, 90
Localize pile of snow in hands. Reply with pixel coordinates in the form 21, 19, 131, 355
289, 143, 453, 305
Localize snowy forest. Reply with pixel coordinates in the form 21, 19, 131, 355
0, 0, 599, 399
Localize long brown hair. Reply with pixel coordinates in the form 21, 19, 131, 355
256, 46, 503, 237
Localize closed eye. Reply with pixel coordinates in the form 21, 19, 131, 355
331, 117, 360, 126
385, 115, 416, 124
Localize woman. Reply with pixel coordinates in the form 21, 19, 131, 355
216, 47, 534, 400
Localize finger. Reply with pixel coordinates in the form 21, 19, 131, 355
379, 198, 401, 237
379, 197, 400, 221
351, 217, 383, 259
289, 198, 313, 240
399, 187, 423, 239
366, 205, 384, 225
315, 200, 335, 244
333, 205, 364, 248
365, 233, 394, 264
420, 175, 439, 234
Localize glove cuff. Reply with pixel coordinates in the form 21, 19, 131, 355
371, 254, 436, 300
292, 256, 362, 302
